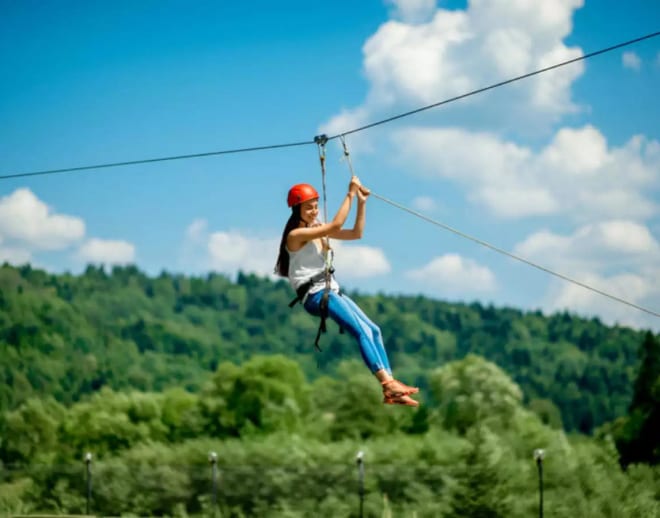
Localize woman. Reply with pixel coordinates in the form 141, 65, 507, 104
275, 176, 419, 407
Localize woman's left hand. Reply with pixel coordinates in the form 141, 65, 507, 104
357, 186, 370, 202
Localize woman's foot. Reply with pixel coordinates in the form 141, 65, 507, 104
381, 379, 419, 398
383, 393, 419, 407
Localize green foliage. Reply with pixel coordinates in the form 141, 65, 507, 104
0, 263, 652, 436
429, 354, 523, 434
0, 356, 658, 515
201, 355, 309, 437
1, 263, 659, 515
0, 397, 64, 464
449, 426, 513, 518
528, 398, 564, 429
57, 389, 169, 457
612, 332, 660, 467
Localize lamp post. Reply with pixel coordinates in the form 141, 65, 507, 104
533, 449, 545, 518
209, 451, 218, 517
84, 452, 92, 515
356, 451, 365, 518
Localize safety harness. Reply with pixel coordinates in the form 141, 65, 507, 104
287, 268, 339, 351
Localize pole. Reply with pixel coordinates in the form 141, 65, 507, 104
356, 451, 364, 518
209, 451, 218, 517
84, 452, 92, 515
533, 449, 545, 518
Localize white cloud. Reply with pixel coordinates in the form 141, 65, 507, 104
179, 219, 211, 272
331, 241, 391, 278
0, 241, 31, 265
0, 188, 140, 270
386, 0, 437, 24
362, 11, 474, 106
207, 231, 279, 277
318, 107, 374, 155
0, 188, 85, 249
393, 125, 659, 221
542, 270, 659, 329
181, 221, 391, 280
513, 221, 660, 328
622, 51, 641, 71
405, 253, 496, 294
77, 238, 136, 265
185, 218, 208, 243
412, 195, 436, 212
323, 0, 585, 135
514, 220, 660, 274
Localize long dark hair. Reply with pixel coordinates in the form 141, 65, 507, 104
275, 205, 302, 277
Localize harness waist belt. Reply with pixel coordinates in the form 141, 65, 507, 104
288, 271, 328, 307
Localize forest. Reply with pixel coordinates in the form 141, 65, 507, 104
0, 263, 658, 516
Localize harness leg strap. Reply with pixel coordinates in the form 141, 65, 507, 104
314, 289, 330, 352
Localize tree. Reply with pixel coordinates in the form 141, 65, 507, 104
0, 397, 64, 464
428, 355, 523, 434
615, 332, 660, 466
449, 426, 512, 518
201, 355, 309, 436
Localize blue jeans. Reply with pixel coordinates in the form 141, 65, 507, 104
304, 290, 392, 374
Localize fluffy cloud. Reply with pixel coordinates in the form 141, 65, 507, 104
77, 238, 136, 265
331, 241, 391, 278
0, 188, 137, 269
514, 220, 659, 270
185, 218, 209, 243
405, 253, 496, 294
183, 220, 390, 280
0, 240, 31, 265
542, 270, 659, 329
386, 0, 436, 24
324, 0, 585, 135
622, 51, 641, 71
0, 188, 85, 250
411, 196, 436, 212
207, 232, 391, 280
207, 231, 279, 277
512, 220, 660, 305
392, 125, 659, 220
514, 221, 660, 328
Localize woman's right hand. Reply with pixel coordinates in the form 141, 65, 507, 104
349, 175, 362, 194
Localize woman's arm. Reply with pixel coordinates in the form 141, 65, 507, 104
287, 179, 360, 249
330, 186, 369, 240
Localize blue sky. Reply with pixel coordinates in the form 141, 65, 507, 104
1, 0, 659, 330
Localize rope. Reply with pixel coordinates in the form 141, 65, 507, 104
368, 191, 660, 318
314, 135, 334, 274
315, 135, 330, 232
340, 135, 356, 177
336, 134, 659, 318
314, 135, 334, 354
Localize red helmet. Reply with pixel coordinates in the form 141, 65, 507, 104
287, 183, 319, 207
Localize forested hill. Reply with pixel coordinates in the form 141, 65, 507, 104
0, 263, 651, 433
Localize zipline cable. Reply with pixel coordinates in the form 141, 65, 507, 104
0, 141, 312, 180
1, 30, 658, 181
328, 30, 660, 140
368, 190, 660, 318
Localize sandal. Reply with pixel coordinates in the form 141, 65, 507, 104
383, 394, 419, 407
381, 379, 419, 398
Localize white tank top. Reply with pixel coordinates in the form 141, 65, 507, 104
287, 240, 339, 295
